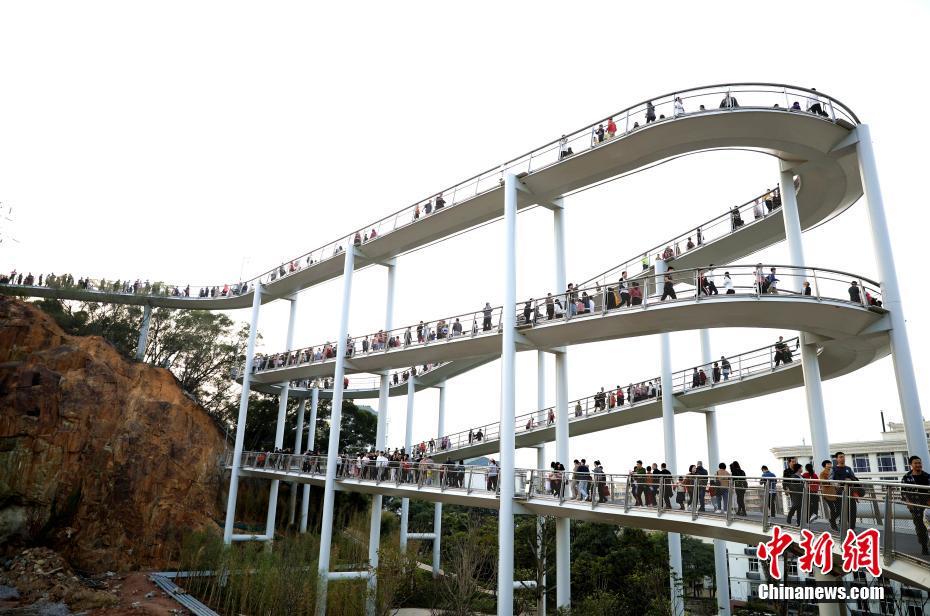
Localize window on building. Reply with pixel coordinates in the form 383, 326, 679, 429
786, 559, 798, 577
907, 604, 923, 616
748, 557, 759, 573
852, 454, 871, 474
877, 452, 897, 473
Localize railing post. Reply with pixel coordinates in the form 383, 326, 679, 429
466, 467, 474, 495
691, 479, 700, 521
882, 487, 894, 566
657, 476, 665, 517
812, 269, 821, 300
762, 480, 771, 532
624, 476, 632, 512
839, 489, 850, 537
800, 482, 810, 531
726, 478, 736, 526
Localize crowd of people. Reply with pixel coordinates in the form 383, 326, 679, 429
0, 269, 252, 300
245, 447, 928, 555
438, 336, 794, 451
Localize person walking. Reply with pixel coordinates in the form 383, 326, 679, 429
820, 459, 839, 530
661, 272, 677, 301
802, 462, 821, 522
730, 461, 748, 516
645, 100, 656, 123
761, 465, 778, 518
784, 462, 804, 526
716, 463, 731, 513
693, 461, 708, 511
830, 451, 861, 531
482, 302, 493, 331
902, 455, 930, 555
660, 462, 673, 509
487, 459, 499, 492
675, 476, 687, 510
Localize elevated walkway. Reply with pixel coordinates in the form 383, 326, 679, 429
229, 455, 930, 592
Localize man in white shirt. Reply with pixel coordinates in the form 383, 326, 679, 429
376, 452, 388, 481
807, 88, 825, 117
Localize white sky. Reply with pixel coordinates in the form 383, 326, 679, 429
2, 1, 929, 477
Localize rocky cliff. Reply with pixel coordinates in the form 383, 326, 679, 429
0, 296, 227, 573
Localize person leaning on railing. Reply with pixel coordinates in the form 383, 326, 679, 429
902, 455, 930, 555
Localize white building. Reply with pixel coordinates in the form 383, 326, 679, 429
770, 420, 930, 482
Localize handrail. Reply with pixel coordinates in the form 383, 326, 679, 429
406, 337, 802, 454
237, 360, 451, 392
249, 264, 883, 377
0, 84, 859, 304
232, 452, 928, 573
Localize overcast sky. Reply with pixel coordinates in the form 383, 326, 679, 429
2, 1, 929, 477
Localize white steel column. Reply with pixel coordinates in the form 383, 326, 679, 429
399, 374, 415, 553
855, 125, 929, 463
497, 173, 518, 616
699, 329, 731, 616
135, 304, 152, 361
535, 350, 547, 616
299, 386, 319, 533
264, 297, 299, 542
778, 167, 830, 465
432, 383, 446, 579
223, 283, 263, 544
289, 397, 308, 526
316, 246, 356, 614
656, 259, 684, 616
367, 262, 396, 614
552, 200, 570, 610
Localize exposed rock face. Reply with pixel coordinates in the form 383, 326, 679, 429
0, 297, 227, 572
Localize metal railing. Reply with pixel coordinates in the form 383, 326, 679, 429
1, 84, 858, 304
230, 452, 927, 570
405, 337, 802, 455
578, 186, 785, 290
234, 361, 451, 392
248, 264, 882, 377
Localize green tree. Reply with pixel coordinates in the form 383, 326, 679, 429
144, 307, 249, 416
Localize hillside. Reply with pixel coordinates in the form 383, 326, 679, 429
0, 296, 227, 573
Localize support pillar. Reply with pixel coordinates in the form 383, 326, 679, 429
367, 262, 395, 615
264, 297, 299, 543
699, 329, 731, 616
854, 125, 929, 463
289, 397, 307, 526
399, 374, 415, 553
135, 304, 152, 361
223, 283, 263, 544
779, 167, 839, 616
656, 259, 684, 616
552, 201, 570, 611
778, 167, 831, 465
316, 246, 356, 614
432, 383, 445, 579
497, 173, 518, 616
535, 351, 547, 616
299, 386, 318, 533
